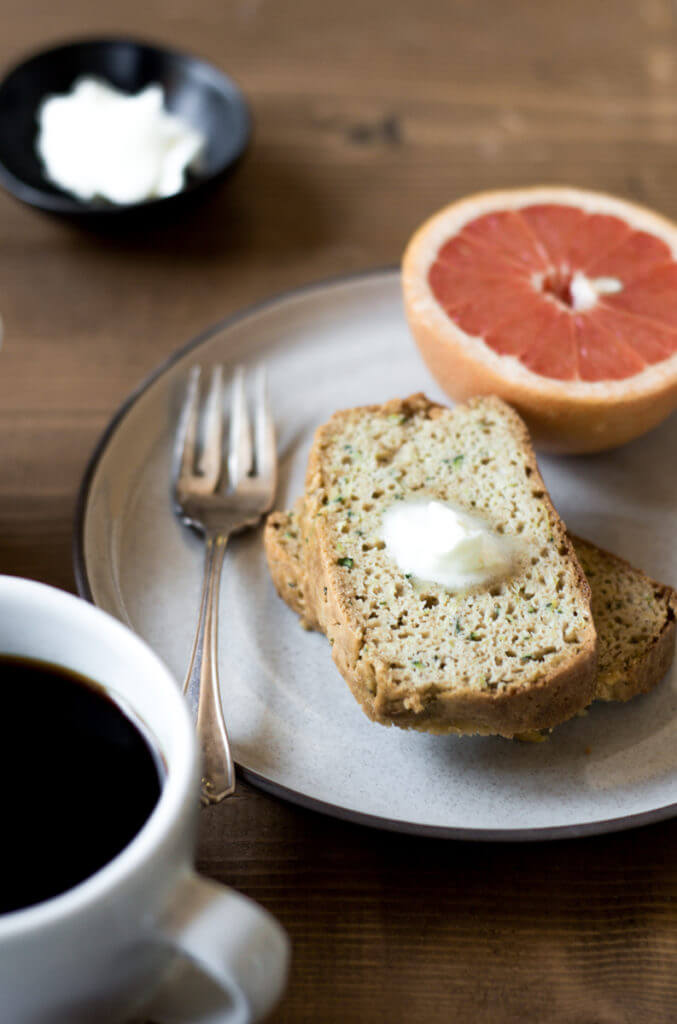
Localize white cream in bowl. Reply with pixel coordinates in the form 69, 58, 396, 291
36, 77, 206, 205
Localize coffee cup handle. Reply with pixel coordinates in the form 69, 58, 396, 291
145, 869, 290, 1023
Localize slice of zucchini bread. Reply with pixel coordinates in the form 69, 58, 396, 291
265, 394, 598, 737
573, 537, 676, 702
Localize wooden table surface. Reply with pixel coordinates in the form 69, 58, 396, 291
2, 1, 677, 1021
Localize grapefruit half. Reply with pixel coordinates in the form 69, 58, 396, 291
402, 186, 677, 452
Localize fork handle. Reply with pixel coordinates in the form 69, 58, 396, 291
183, 531, 235, 805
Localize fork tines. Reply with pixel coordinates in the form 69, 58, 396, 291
173, 364, 275, 500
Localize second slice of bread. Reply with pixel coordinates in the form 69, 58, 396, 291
573, 537, 676, 702
265, 394, 598, 737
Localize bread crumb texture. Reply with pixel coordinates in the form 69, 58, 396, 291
574, 537, 676, 702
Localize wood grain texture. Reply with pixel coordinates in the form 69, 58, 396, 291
1, 1, 677, 1020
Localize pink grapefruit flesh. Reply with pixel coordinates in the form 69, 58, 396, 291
402, 187, 677, 452
427, 205, 677, 383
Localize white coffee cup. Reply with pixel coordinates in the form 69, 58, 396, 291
0, 576, 289, 1024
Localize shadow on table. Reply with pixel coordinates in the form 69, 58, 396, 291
53, 147, 332, 267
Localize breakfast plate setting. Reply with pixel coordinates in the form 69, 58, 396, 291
75, 265, 677, 841
4, 14, 677, 1022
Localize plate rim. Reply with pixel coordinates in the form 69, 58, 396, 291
72, 267, 677, 842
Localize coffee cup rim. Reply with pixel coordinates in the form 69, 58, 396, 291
0, 576, 198, 937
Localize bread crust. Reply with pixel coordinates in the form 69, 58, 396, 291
265, 393, 598, 737
265, 505, 316, 627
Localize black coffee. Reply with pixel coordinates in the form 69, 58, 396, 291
0, 656, 162, 913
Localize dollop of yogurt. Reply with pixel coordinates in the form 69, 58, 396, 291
381, 499, 513, 590
36, 78, 206, 205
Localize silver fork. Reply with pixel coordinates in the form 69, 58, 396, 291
172, 364, 276, 806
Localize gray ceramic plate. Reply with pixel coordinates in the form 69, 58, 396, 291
75, 269, 677, 840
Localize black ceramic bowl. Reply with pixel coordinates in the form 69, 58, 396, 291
0, 37, 251, 226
